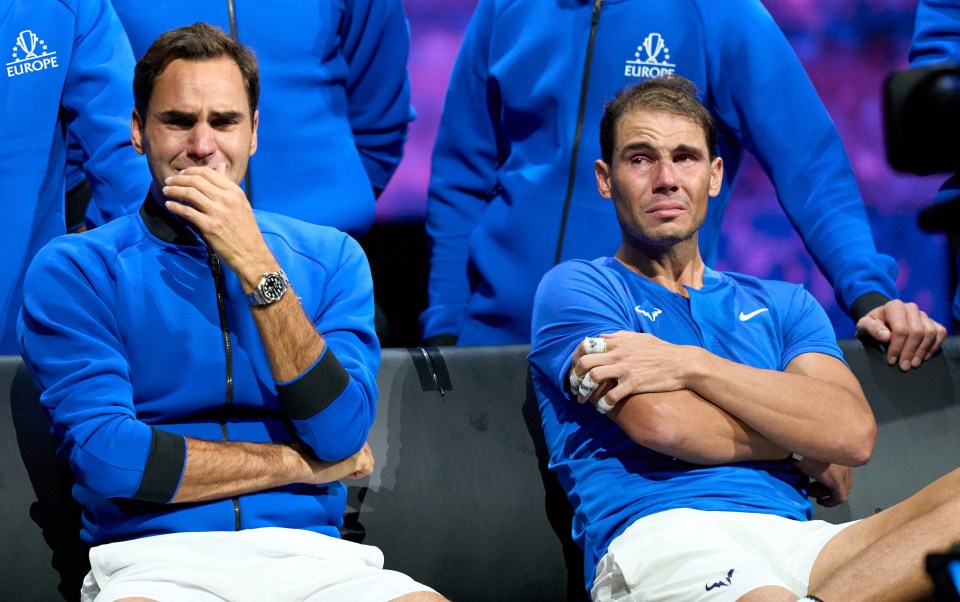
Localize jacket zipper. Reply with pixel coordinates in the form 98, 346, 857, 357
207, 248, 241, 531
554, 0, 604, 265
226, 0, 238, 39
224, 0, 253, 201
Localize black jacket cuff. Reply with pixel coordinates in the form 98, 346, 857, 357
134, 427, 186, 504
277, 348, 350, 420
850, 292, 892, 323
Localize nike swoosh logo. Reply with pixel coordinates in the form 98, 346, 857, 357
739, 308, 769, 321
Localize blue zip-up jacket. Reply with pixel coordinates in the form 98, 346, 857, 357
422, 0, 899, 345
18, 195, 379, 546
909, 0, 960, 322
110, 0, 414, 236
0, 0, 149, 353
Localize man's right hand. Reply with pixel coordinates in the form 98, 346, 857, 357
162, 164, 274, 279
855, 299, 946, 372
345, 443, 375, 480
301, 442, 374, 484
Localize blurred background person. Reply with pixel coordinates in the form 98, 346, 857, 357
0, 0, 149, 353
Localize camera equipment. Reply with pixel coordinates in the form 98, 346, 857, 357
885, 63, 960, 233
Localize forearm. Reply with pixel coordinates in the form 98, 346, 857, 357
161, 169, 329, 382
233, 252, 326, 382
610, 389, 787, 465
422, 3, 501, 339
69, 0, 149, 221
171, 437, 357, 504
423, 184, 491, 340
249, 287, 326, 382
685, 349, 875, 465
343, 0, 412, 189
246, 280, 371, 460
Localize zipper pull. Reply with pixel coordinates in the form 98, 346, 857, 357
207, 248, 222, 278
593, 0, 603, 25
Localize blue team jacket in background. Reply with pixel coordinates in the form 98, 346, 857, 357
0, 0, 149, 353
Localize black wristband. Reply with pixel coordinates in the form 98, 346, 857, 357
803, 595, 826, 602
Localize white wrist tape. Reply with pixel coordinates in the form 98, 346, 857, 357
596, 396, 614, 414
583, 337, 606, 354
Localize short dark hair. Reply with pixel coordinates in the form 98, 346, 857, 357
599, 75, 717, 164
133, 23, 260, 121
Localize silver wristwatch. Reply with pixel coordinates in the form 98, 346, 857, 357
244, 270, 289, 306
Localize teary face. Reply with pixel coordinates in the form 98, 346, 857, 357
132, 57, 258, 197
595, 109, 722, 255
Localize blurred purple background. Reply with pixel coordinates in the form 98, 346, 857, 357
377, 0, 951, 338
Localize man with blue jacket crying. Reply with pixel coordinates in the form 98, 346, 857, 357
529, 75, 959, 602
18, 23, 446, 602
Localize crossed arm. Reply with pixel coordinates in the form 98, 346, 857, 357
568, 331, 877, 505
173, 440, 373, 504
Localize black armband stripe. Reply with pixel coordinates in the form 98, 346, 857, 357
277, 348, 350, 420
133, 427, 186, 504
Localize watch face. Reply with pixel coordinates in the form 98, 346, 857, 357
261, 273, 287, 302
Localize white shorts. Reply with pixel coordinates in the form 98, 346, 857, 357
592, 508, 853, 602
80, 527, 437, 602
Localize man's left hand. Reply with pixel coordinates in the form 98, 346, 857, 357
795, 457, 853, 508
855, 299, 946, 372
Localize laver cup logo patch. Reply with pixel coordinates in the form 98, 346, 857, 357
625, 32, 676, 78
7, 30, 59, 78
